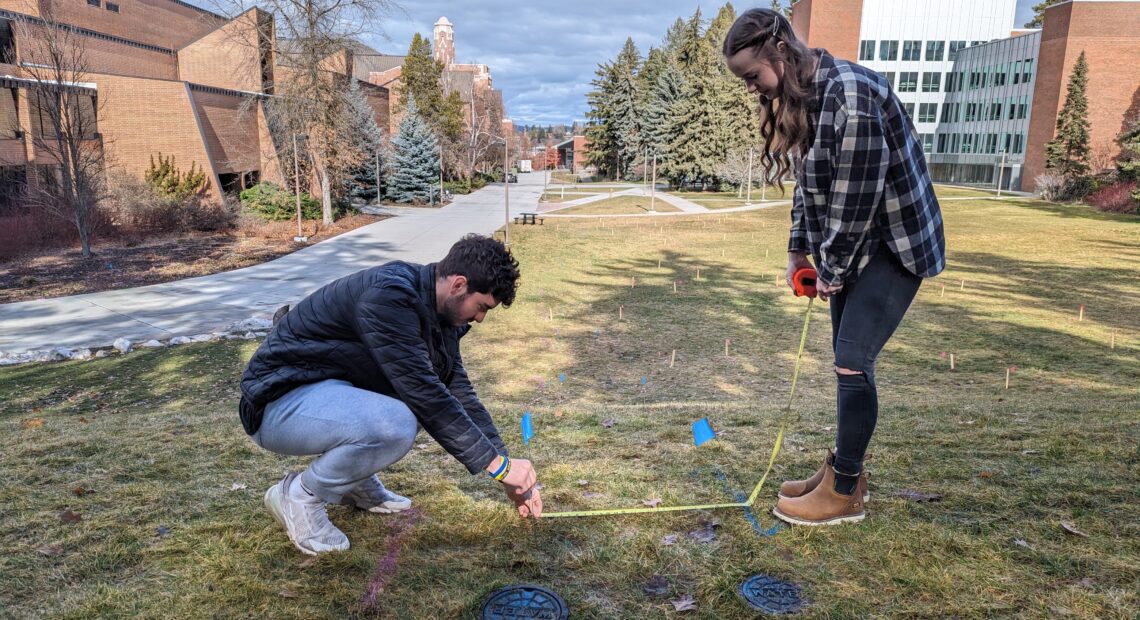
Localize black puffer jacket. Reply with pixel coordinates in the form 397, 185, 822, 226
239, 261, 506, 474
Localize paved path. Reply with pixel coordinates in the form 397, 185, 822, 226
540, 186, 709, 213
0, 173, 545, 354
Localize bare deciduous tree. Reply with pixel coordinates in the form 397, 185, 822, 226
457, 87, 505, 180
10, 11, 108, 257
714, 147, 762, 197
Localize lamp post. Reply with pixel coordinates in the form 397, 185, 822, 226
650, 150, 657, 213
493, 136, 511, 245
292, 132, 308, 243
995, 148, 1007, 197
745, 146, 754, 206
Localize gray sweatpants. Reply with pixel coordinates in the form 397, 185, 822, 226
252, 379, 419, 504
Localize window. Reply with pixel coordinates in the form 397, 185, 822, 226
971, 41, 985, 47
898, 71, 918, 92
962, 133, 974, 153
937, 133, 948, 153
951, 134, 961, 153
965, 102, 978, 122
859, 40, 876, 61
1008, 97, 1017, 120
949, 41, 968, 61
922, 134, 934, 154
882, 71, 896, 88
904, 102, 916, 119
985, 134, 999, 154
969, 71, 980, 89
1, 87, 17, 138
31, 91, 57, 138
902, 40, 922, 61
922, 72, 941, 92
994, 64, 1007, 87
990, 100, 1002, 121
67, 94, 98, 139
879, 40, 898, 61
1013, 60, 1022, 85
1003, 133, 1013, 154
1013, 133, 1024, 154
1018, 95, 1029, 120
918, 103, 938, 124
0, 165, 27, 210
926, 41, 945, 62
1, 18, 13, 64
106, 2, 119, 11
945, 73, 955, 92
1022, 59, 1034, 83
87, 0, 100, 6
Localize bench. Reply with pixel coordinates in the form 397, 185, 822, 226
514, 212, 545, 225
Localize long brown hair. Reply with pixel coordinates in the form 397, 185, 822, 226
722, 9, 818, 188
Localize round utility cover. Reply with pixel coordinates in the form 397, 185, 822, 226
480, 584, 569, 620
738, 574, 805, 614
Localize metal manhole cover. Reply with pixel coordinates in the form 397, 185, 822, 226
480, 584, 569, 620
738, 574, 805, 614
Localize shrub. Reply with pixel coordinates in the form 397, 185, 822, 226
1085, 181, 1139, 214
1035, 174, 1065, 201
239, 183, 321, 221
146, 153, 209, 199
106, 174, 235, 233
443, 180, 471, 195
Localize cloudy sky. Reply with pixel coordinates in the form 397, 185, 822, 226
357, 0, 1039, 126
206, 0, 1038, 126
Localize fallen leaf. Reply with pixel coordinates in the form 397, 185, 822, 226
661, 534, 679, 546
1060, 521, 1089, 538
78, 417, 88, 424
642, 498, 663, 508
21, 418, 44, 429
554, 408, 563, 418
1014, 538, 1035, 550
577, 480, 589, 486
778, 547, 794, 562
298, 557, 318, 569
642, 574, 670, 598
36, 544, 64, 557
977, 470, 995, 478
278, 590, 297, 599
156, 525, 171, 538
59, 509, 82, 523
72, 486, 88, 497
893, 489, 943, 503
671, 595, 697, 612
688, 527, 717, 544
601, 419, 615, 428
229, 483, 247, 491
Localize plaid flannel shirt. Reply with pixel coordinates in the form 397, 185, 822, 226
790, 51, 945, 286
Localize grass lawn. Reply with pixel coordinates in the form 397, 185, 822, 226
1, 198, 1138, 618
554, 196, 681, 215
934, 184, 1001, 199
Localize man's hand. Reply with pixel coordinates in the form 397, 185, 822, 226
493, 457, 543, 518
786, 251, 813, 293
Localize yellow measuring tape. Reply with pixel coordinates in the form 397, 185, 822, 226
543, 297, 815, 519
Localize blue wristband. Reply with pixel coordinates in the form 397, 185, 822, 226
488, 456, 508, 479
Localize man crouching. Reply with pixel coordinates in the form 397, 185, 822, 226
238, 234, 541, 555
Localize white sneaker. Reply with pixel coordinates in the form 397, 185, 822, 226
339, 475, 413, 514
264, 473, 350, 555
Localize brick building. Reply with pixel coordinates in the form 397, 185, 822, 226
789, 0, 1140, 191
0, 0, 392, 204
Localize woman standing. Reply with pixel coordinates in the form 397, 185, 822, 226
723, 9, 945, 526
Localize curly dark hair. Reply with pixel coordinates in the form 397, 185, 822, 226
437, 234, 520, 307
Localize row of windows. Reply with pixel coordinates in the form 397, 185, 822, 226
945, 61, 1035, 92
900, 96, 1031, 126
0, 88, 98, 139
930, 132, 1026, 155
86, 0, 120, 13
860, 39, 988, 63
882, 71, 943, 92
1, 18, 13, 63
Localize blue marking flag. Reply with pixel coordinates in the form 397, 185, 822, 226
641, 376, 647, 385
692, 418, 715, 447
559, 373, 566, 383
521, 411, 535, 445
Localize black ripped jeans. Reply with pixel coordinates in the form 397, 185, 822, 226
828, 244, 922, 480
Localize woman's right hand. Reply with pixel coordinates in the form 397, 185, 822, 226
786, 251, 813, 292
499, 458, 542, 518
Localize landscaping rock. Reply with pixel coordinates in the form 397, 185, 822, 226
190, 334, 212, 343
71, 348, 93, 360
113, 338, 133, 354
227, 317, 272, 332
140, 340, 164, 348
95, 350, 111, 358
169, 336, 193, 345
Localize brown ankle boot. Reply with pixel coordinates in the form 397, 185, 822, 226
778, 449, 870, 502
772, 465, 866, 526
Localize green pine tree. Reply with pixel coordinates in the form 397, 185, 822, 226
663, 7, 729, 188
388, 97, 440, 204
585, 60, 621, 179
345, 81, 387, 203
644, 61, 684, 159
709, 4, 762, 161
1115, 102, 1140, 181
398, 33, 464, 143
1044, 51, 1091, 180
1024, 0, 1063, 28
611, 37, 645, 179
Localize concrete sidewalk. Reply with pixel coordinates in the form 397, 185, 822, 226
0, 173, 544, 354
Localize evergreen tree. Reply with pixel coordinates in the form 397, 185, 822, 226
770, 0, 792, 18
710, 4, 762, 163
643, 59, 683, 160
585, 60, 621, 178
344, 81, 387, 203
611, 37, 644, 179
1045, 51, 1091, 180
399, 33, 463, 142
1024, 0, 1063, 28
1115, 103, 1140, 181
388, 97, 440, 204
664, 7, 724, 188
662, 17, 688, 58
